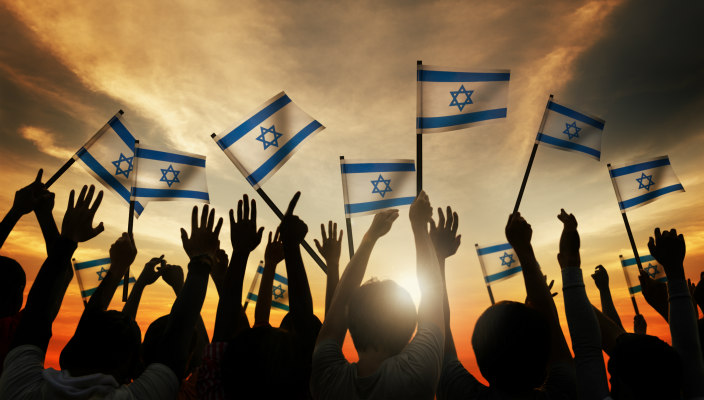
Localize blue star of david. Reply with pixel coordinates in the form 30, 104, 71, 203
562, 121, 581, 140
96, 267, 109, 281
160, 164, 181, 187
272, 284, 286, 300
256, 125, 283, 150
499, 252, 515, 268
636, 172, 655, 191
643, 263, 659, 279
449, 85, 474, 111
111, 153, 133, 178
370, 175, 392, 198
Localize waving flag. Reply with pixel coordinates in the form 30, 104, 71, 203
244, 261, 290, 312
131, 144, 209, 203
417, 64, 510, 133
212, 92, 325, 189
535, 98, 605, 160
608, 156, 684, 211
72, 258, 135, 300
620, 253, 667, 294
341, 159, 416, 217
73, 112, 146, 216
475, 243, 523, 285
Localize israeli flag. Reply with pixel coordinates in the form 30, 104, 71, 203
73, 112, 146, 216
72, 258, 136, 300
620, 253, 667, 295
417, 64, 510, 133
213, 92, 325, 189
608, 156, 684, 212
131, 144, 209, 203
245, 261, 290, 312
475, 243, 523, 285
340, 159, 416, 217
535, 98, 605, 160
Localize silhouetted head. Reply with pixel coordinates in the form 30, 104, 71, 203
0, 256, 25, 318
608, 333, 682, 400
142, 315, 203, 376
347, 279, 417, 356
60, 310, 141, 383
472, 301, 551, 393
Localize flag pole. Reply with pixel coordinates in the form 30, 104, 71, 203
512, 95, 553, 214
416, 60, 423, 195
45, 110, 125, 188
124, 139, 139, 301
475, 244, 496, 305
607, 164, 645, 273
339, 156, 355, 258
619, 255, 641, 315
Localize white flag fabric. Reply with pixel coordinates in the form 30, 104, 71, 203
73, 112, 146, 216
245, 261, 290, 312
72, 258, 135, 300
417, 64, 510, 134
475, 243, 523, 285
340, 159, 416, 217
535, 98, 605, 160
620, 253, 667, 295
608, 156, 684, 212
213, 92, 325, 189
131, 144, 209, 203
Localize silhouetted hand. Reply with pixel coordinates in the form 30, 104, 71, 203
34, 188, 55, 216
546, 275, 558, 297
314, 221, 343, 266
430, 206, 461, 260
279, 192, 308, 246
61, 185, 104, 242
161, 264, 185, 292
265, 228, 285, 266
409, 190, 432, 231
648, 228, 686, 280
139, 255, 164, 285
505, 212, 532, 250
557, 209, 580, 269
634, 314, 647, 335
109, 233, 137, 276
366, 209, 399, 240
180, 204, 223, 262
639, 269, 669, 321
229, 194, 264, 254
592, 265, 610, 291
12, 169, 45, 216
693, 271, 704, 312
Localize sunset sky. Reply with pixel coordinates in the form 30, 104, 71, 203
1, 0, 703, 381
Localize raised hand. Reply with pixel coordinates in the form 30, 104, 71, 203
409, 190, 432, 231
648, 228, 686, 280
229, 194, 264, 254
180, 204, 223, 261
429, 206, 461, 260
505, 212, 532, 250
591, 265, 609, 291
34, 188, 55, 216
265, 228, 285, 266
557, 209, 580, 269
367, 209, 399, 240
139, 255, 165, 285
109, 233, 138, 272
12, 169, 45, 216
638, 269, 669, 321
634, 314, 647, 334
60, 185, 104, 242
546, 275, 558, 297
161, 264, 185, 293
314, 221, 343, 265
279, 192, 308, 246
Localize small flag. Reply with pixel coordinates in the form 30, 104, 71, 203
213, 92, 325, 189
72, 258, 136, 300
73, 112, 146, 216
130, 143, 209, 203
608, 156, 684, 212
535, 98, 605, 160
475, 243, 523, 285
245, 261, 290, 312
417, 64, 510, 133
340, 159, 416, 217
620, 253, 667, 295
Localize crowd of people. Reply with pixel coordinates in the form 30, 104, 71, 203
0, 170, 703, 399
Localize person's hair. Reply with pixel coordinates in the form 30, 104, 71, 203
471, 301, 551, 393
60, 310, 141, 383
0, 256, 25, 318
347, 279, 417, 355
142, 315, 201, 375
608, 333, 682, 399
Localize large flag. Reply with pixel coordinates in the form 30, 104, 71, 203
244, 261, 290, 312
475, 243, 523, 285
131, 143, 209, 203
73, 112, 146, 216
608, 156, 684, 212
72, 257, 136, 300
212, 92, 325, 189
340, 159, 416, 217
620, 253, 667, 295
417, 64, 510, 134
535, 98, 605, 160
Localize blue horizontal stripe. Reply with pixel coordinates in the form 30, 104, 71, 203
485, 266, 522, 283
629, 285, 641, 294
342, 162, 415, 174
136, 148, 205, 167
418, 70, 510, 82
345, 196, 415, 214
547, 102, 604, 130
621, 255, 656, 267
246, 120, 323, 186
81, 277, 135, 298
74, 258, 111, 270
619, 184, 684, 210
256, 265, 289, 285
77, 150, 145, 215
476, 243, 512, 256
610, 158, 671, 177
536, 133, 601, 159
217, 95, 292, 149
108, 116, 135, 151
132, 188, 210, 200
417, 108, 507, 129
245, 292, 290, 311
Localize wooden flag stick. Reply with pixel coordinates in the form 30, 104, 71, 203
339, 156, 355, 258
416, 60, 423, 195
475, 244, 496, 305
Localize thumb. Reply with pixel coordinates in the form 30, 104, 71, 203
180, 228, 188, 243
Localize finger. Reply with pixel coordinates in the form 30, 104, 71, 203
89, 190, 103, 213
320, 223, 327, 242
214, 217, 224, 237
338, 229, 344, 244
207, 208, 215, 231
285, 191, 301, 216
191, 206, 198, 230
243, 194, 250, 220
35, 169, 43, 183
275, 227, 281, 242
654, 227, 662, 242
200, 204, 209, 228
648, 237, 656, 255
90, 222, 105, 239
257, 227, 264, 242
229, 209, 235, 228
68, 189, 76, 210
429, 218, 437, 232
85, 185, 95, 207
180, 227, 188, 243
268, 231, 273, 244
332, 223, 338, 240
314, 239, 323, 253
451, 212, 459, 235
77, 185, 88, 207
236, 199, 243, 223
328, 220, 333, 239
251, 198, 257, 224
437, 207, 445, 229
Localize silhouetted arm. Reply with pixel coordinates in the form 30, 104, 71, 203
255, 229, 284, 326
279, 192, 314, 319
85, 233, 137, 312
591, 265, 624, 330
122, 256, 164, 319
315, 221, 343, 315
0, 170, 45, 249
